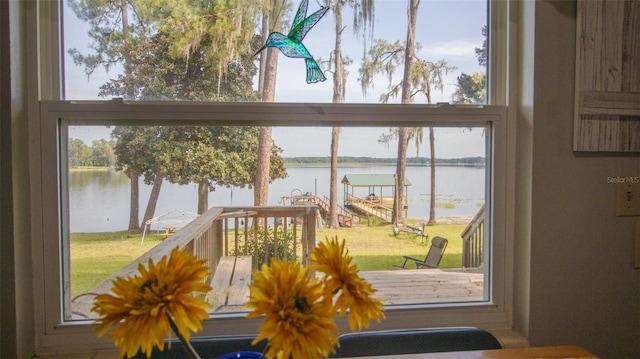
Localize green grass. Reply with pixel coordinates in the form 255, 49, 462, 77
70, 223, 468, 297
70, 231, 164, 298
317, 223, 466, 270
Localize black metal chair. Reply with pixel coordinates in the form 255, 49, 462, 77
128, 335, 267, 359
393, 236, 448, 269
330, 327, 502, 358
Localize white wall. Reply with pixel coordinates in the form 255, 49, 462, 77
517, 1, 640, 357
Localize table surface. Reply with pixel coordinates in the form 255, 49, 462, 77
346, 345, 598, 359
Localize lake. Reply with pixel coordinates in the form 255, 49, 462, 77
68, 165, 486, 232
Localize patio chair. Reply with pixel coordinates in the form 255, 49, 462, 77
393, 236, 448, 269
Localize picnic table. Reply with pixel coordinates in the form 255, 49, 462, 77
209, 256, 252, 311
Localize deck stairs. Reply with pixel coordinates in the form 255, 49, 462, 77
345, 193, 394, 223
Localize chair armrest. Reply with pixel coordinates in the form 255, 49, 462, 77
402, 255, 423, 263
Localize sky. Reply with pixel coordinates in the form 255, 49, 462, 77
64, 0, 488, 158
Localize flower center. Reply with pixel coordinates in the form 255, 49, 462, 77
294, 294, 310, 314
139, 279, 163, 299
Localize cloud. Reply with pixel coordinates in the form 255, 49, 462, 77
419, 39, 483, 58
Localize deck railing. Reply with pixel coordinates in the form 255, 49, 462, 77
71, 205, 318, 319
460, 205, 485, 268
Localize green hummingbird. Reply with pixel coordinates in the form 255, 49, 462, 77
253, 0, 329, 84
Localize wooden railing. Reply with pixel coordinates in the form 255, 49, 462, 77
70, 205, 318, 319
345, 193, 394, 223
461, 204, 485, 268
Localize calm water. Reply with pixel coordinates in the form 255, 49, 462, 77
68, 165, 485, 232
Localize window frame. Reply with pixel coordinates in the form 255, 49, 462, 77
31, 0, 516, 355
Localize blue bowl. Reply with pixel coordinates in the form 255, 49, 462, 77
215, 352, 263, 359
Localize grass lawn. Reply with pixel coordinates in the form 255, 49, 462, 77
70, 231, 164, 298
70, 222, 467, 298
317, 222, 466, 270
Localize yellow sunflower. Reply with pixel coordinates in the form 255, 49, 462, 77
246, 259, 339, 359
310, 236, 385, 330
92, 246, 212, 359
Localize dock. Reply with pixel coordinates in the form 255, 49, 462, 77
281, 194, 359, 227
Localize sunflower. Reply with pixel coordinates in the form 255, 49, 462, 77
246, 259, 339, 359
310, 236, 385, 330
92, 246, 212, 359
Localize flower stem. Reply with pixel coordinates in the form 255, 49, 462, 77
165, 311, 202, 359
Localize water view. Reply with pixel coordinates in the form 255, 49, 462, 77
68, 165, 485, 233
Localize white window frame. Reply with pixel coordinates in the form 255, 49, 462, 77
30, 0, 516, 355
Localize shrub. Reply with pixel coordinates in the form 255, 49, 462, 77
231, 227, 300, 268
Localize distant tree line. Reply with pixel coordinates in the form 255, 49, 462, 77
284, 156, 486, 166
68, 138, 116, 168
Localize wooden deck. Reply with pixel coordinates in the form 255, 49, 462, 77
359, 269, 485, 305
209, 256, 252, 311
213, 268, 484, 313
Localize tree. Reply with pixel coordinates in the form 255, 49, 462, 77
359, 1, 455, 225
410, 58, 456, 225
111, 127, 154, 232
68, 138, 93, 168
69, 0, 151, 231
90, 139, 115, 167
475, 25, 487, 68
452, 25, 487, 104
326, 0, 374, 228
144, 0, 262, 97
254, 0, 286, 208
158, 126, 287, 214
70, 0, 264, 228
452, 72, 486, 104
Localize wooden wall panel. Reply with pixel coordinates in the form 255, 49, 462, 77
574, 0, 640, 152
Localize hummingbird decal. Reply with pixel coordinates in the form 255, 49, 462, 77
253, 0, 329, 84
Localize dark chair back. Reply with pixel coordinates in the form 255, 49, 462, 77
128, 335, 267, 359
330, 327, 502, 358
422, 236, 448, 268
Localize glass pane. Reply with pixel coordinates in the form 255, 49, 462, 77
63, 0, 487, 104
62, 123, 488, 320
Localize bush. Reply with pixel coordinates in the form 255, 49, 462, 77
231, 227, 300, 268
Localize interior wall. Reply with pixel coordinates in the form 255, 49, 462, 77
512, 0, 533, 341
525, 1, 640, 357
0, 0, 14, 355
1, 1, 34, 358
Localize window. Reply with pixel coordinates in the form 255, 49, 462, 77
32, 0, 513, 354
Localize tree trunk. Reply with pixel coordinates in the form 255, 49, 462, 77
428, 127, 436, 224
254, 0, 281, 208
394, 0, 419, 225
128, 172, 140, 232
254, 127, 272, 207
197, 180, 208, 214
329, 1, 344, 229
141, 170, 163, 229
329, 127, 340, 228
258, 7, 269, 93
394, 128, 409, 225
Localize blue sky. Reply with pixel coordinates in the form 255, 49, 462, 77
64, 0, 487, 158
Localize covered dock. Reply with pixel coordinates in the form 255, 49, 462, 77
341, 174, 411, 223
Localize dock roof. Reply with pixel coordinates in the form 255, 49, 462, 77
341, 174, 411, 187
